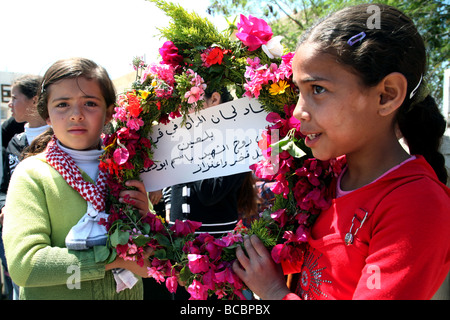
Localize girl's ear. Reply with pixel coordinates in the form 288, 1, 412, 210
377, 72, 408, 117
209, 92, 221, 106
46, 117, 52, 126
105, 104, 114, 124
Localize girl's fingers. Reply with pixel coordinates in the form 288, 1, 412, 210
235, 245, 250, 270
124, 180, 146, 193
250, 235, 269, 258
243, 235, 260, 260
119, 180, 150, 215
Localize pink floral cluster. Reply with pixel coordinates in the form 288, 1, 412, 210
107, 207, 249, 299
141, 62, 176, 98
184, 69, 207, 105
250, 103, 346, 273
100, 92, 154, 196
243, 53, 294, 99
183, 229, 248, 300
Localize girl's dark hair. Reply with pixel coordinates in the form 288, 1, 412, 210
238, 172, 259, 218
37, 57, 116, 120
12, 74, 42, 99
299, 4, 447, 184
24, 58, 116, 158
205, 86, 233, 104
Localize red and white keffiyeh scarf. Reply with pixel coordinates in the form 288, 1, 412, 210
45, 135, 108, 212
45, 136, 138, 292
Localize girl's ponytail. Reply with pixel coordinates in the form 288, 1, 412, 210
21, 128, 54, 160
397, 95, 447, 184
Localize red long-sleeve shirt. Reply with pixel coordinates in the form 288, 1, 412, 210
284, 156, 450, 300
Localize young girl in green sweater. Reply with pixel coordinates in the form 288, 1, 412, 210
3, 58, 152, 299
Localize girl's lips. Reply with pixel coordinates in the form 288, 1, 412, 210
68, 128, 87, 135
305, 133, 321, 147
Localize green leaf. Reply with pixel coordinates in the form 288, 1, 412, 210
118, 230, 130, 245
111, 229, 130, 247
141, 223, 151, 235
283, 140, 306, 158
154, 233, 171, 247
179, 265, 192, 283
94, 245, 111, 263
154, 249, 167, 259
106, 250, 117, 264
269, 135, 290, 156
133, 234, 151, 247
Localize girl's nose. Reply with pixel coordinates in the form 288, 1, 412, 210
293, 96, 311, 122
70, 104, 85, 121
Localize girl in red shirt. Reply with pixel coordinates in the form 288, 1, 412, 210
233, 4, 450, 300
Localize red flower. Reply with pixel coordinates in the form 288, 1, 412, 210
201, 47, 225, 67
126, 94, 142, 118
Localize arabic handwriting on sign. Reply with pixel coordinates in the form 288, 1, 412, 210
165, 123, 178, 136
219, 105, 238, 121
249, 103, 264, 113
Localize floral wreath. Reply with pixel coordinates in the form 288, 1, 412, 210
96, 0, 345, 300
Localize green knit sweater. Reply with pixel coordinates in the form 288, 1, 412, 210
3, 153, 143, 300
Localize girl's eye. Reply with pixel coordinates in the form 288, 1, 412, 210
313, 85, 326, 95
85, 101, 98, 107
56, 102, 68, 108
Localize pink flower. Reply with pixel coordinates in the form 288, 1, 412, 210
170, 219, 202, 237
141, 62, 175, 87
184, 86, 205, 104
147, 267, 166, 283
187, 279, 209, 300
159, 41, 184, 68
271, 174, 290, 199
201, 269, 216, 291
221, 232, 243, 247
236, 14, 273, 51
214, 267, 235, 285
271, 243, 294, 264
205, 240, 225, 261
294, 225, 309, 243
143, 213, 165, 233
166, 276, 178, 293
113, 105, 127, 122
249, 159, 277, 180
113, 147, 129, 165
126, 117, 144, 131
270, 208, 288, 228
187, 254, 210, 273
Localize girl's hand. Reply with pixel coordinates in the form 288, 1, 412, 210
105, 247, 153, 278
119, 180, 150, 217
149, 189, 163, 205
233, 235, 291, 300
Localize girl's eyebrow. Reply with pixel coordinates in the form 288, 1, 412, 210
51, 95, 102, 103
293, 76, 329, 87
299, 76, 329, 83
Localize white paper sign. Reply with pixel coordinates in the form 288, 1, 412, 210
140, 97, 270, 191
